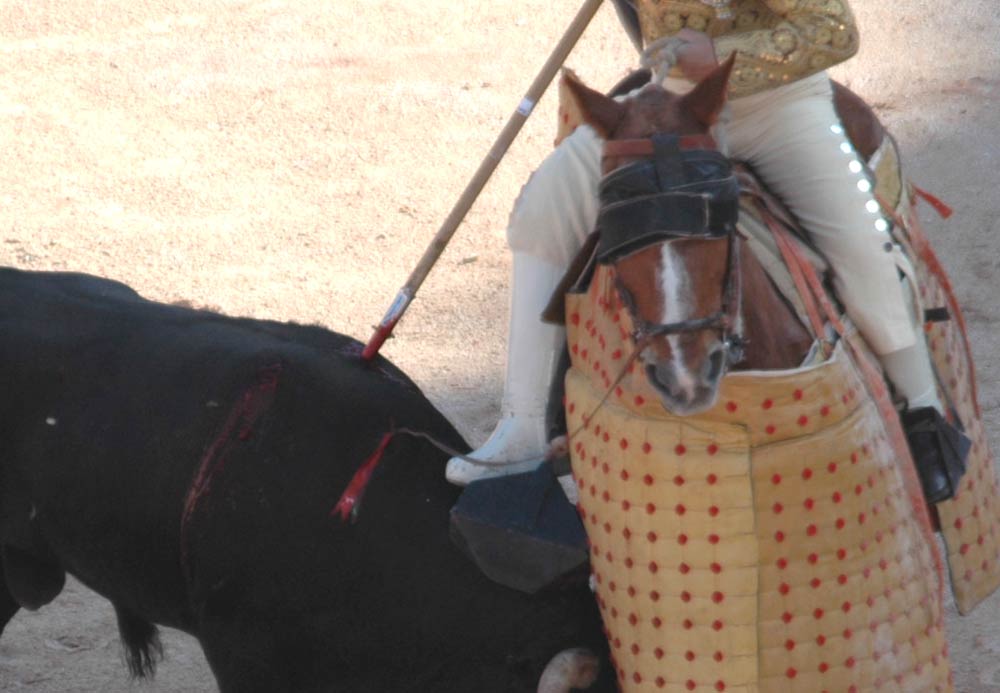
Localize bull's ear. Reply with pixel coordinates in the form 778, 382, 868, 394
560, 69, 627, 139
679, 53, 736, 129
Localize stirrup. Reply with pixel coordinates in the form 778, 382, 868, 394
901, 406, 971, 504
450, 458, 588, 594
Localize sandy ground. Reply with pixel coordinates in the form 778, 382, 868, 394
1, 1, 999, 690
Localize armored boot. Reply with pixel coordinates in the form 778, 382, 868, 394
880, 337, 942, 415
880, 284, 969, 504
877, 272, 944, 416
445, 252, 565, 486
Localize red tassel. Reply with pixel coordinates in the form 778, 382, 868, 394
332, 432, 395, 522
912, 185, 954, 219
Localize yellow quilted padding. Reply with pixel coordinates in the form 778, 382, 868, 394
565, 265, 956, 692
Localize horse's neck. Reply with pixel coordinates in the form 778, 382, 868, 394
734, 239, 814, 371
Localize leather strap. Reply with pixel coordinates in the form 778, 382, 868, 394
756, 196, 942, 590
602, 134, 717, 159
774, 217, 847, 336
911, 185, 953, 219
751, 198, 834, 345
842, 328, 944, 598
651, 133, 684, 184
877, 189, 980, 419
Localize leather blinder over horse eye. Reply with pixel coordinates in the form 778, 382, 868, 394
595, 134, 740, 263
597, 134, 746, 366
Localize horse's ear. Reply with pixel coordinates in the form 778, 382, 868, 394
678, 53, 736, 129
560, 69, 627, 139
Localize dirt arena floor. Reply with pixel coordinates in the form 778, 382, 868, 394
2, 1, 999, 690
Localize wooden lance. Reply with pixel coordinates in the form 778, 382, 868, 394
361, 0, 606, 362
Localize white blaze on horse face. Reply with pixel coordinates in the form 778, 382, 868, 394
657, 243, 698, 399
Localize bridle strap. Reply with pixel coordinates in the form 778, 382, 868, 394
602, 132, 745, 363
631, 310, 729, 339
723, 231, 744, 355
617, 233, 745, 363
603, 135, 717, 159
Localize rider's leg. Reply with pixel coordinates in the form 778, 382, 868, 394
445, 125, 603, 486
881, 330, 941, 411
723, 72, 942, 411
444, 252, 566, 485
881, 271, 942, 411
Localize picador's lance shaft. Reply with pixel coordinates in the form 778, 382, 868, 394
361, 0, 606, 362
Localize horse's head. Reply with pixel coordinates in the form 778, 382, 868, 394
564, 57, 741, 415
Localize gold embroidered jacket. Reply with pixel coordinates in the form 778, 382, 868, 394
635, 0, 859, 97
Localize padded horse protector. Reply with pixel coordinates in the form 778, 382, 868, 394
565, 267, 955, 691
554, 72, 1000, 692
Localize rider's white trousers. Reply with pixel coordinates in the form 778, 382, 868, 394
507, 71, 916, 356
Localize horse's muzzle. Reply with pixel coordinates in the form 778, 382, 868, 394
643, 344, 726, 415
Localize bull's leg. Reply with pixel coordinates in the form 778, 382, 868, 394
0, 570, 20, 637
199, 615, 359, 693
198, 625, 290, 693
0, 544, 65, 610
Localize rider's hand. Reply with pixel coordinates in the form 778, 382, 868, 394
674, 28, 720, 82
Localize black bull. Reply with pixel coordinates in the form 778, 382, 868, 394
0, 268, 611, 692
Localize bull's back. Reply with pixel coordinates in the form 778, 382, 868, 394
0, 268, 462, 634
0, 269, 612, 692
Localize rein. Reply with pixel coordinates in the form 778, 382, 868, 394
347, 342, 649, 485
330, 345, 640, 522
412, 343, 649, 468
335, 136, 750, 507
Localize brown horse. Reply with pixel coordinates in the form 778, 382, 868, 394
562, 56, 817, 414
556, 66, 963, 693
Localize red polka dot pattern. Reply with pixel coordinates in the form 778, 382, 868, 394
905, 198, 1000, 613
564, 257, 958, 691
